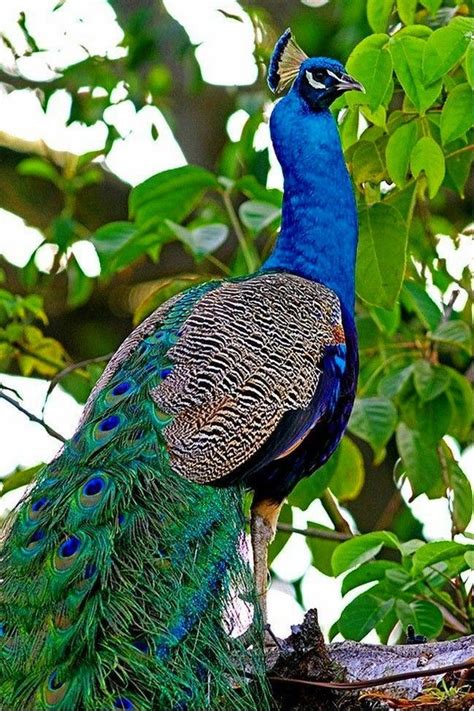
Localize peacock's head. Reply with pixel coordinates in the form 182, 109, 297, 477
268, 29, 364, 110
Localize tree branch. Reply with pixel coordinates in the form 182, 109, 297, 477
267, 609, 474, 710
42, 351, 113, 414
275, 521, 352, 542
0, 389, 66, 443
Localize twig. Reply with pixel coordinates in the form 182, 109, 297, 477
222, 190, 256, 272
274, 521, 352, 542
0, 383, 23, 400
373, 490, 403, 532
0, 390, 66, 443
267, 659, 474, 691
321, 491, 353, 535
42, 351, 112, 414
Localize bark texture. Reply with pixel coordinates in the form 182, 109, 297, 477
266, 609, 474, 710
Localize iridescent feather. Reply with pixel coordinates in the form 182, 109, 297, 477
267, 28, 308, 93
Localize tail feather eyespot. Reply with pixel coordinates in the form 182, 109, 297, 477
53, 535, 82, 572
113, 697, 134, 711
26, 528, 46, 549
29, 497, 49, 520
79, 475, 107, 509
43, 672, 68, 705
93, 415, 122, 442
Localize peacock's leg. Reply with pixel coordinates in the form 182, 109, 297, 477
250, 498, 283, 627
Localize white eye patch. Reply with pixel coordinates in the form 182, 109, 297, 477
326, 69, 341, 81
305, 70, 326, 90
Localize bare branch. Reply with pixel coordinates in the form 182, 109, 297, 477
268, 660, 474, 691
0, 389, 66, 443
42, 352, 113, 414
275, 521, 352, 542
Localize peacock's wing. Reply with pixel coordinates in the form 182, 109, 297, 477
152, 271, 346, 484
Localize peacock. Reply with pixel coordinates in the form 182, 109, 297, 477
0, 30, 363, 710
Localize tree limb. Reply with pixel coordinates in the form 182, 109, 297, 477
266, 609, 474, 710
0, 388, 66, 443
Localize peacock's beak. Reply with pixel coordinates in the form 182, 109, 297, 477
335, 73, 365, 94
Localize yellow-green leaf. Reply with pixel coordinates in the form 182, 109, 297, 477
422, 17, 473, 85
390, 35, 442, 113
386, 120, 418, 186
440, 83, 473, 145
410, 136, 445, 198
367, 0, 393, 33
329, 438, 365, 502
346, 34, 393, 111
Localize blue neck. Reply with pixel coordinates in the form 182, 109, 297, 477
263, 91, 358, 312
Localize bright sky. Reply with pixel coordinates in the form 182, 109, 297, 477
0, 0, 472, 641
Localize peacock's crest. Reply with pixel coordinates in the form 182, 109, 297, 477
267, 28, 308, 93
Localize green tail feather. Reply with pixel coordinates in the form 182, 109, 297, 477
0, 293, 270, 710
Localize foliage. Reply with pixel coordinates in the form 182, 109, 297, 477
0, 0, 472, 644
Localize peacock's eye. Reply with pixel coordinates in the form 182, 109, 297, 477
312, 70, 326, 82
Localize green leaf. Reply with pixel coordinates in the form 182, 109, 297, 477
420, 0, 442, 13
332, 531, 400, 576
397, 0, 417, 25
339, 589, 394, 640
370, 304, 400, 336
466, 42, 474, 88
360, 104, 388, 128
395, 599, 443, 639
288, 457, 336, 510
430, 320, 472, 355
349, 397, 398, 455
402, 281, 442, 330
378, 365, 414, 399
235, 176, 282, 206
0, 464, 44, 495
329, 438, 365, 502
51, 216, 76, 251
452, 465, 472, 535
352, 139, 387, 186
340, 107, 360, 150
238, 201, 281, 233
346, 34, 393, 111
166, 221, 228, 260
390, 35, 442, 113
130, 165, 219, 230
411, 540, 471, 575
341, 560, 399, 596
422, 17, 473, 85
356, 203, 408, 309
410, 136, 445, 198
399, 391, 451, 444
367, 0, 393, 33
446, 146, 473, 197
440, 445, 473, 534
16, 157, 60, 183
440, 83, 473, 145
376, 606, 398, 644
91, 221, 150, 277
413, 361, 450, 402
67, 256, 94, 309
306, 523, 341, 576
396, 423, 443, 497
445, 368, 473, 441
133, 274, 208, 325
386, 120, 418, 187
465, 551, 474, 569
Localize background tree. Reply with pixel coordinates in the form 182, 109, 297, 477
0, 0, 472, 660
